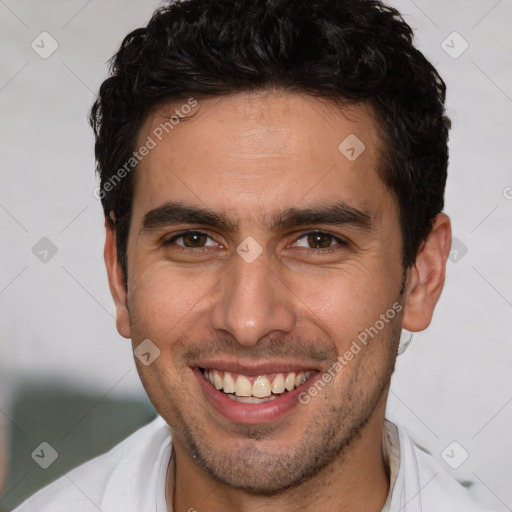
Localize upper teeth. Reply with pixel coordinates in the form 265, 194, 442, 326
204, 369, 311, 398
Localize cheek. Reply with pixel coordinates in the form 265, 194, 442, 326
287, 261, 395, 341
127, 261, 215, 339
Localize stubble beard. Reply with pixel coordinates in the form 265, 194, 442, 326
160, 322, 400, 496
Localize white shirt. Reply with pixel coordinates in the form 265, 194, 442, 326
13, 416, 494, 511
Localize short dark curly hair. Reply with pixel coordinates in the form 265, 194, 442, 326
89, 0, 450, 282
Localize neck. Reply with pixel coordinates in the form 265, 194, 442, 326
171, 401, 390, 512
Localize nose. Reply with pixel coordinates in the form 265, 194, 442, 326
210, 250, 297, 346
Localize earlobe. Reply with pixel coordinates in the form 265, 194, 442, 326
104, 222, 131, 339
402, 214, 452, 332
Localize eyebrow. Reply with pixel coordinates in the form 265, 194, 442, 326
140, 200, 374, 234
141, 202, 237, 233
268, 202, 374, 232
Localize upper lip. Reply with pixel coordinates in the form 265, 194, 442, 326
192, 360, 321, 376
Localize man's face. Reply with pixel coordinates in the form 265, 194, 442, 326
119, 92, 406, 493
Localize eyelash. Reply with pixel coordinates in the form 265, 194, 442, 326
165, 230, 219, 249
293, 230, 348, 252
164, 230, 348, 252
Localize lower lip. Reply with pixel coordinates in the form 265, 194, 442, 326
193, 367, 318, 425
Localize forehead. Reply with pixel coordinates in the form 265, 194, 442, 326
132, 91, 392, 222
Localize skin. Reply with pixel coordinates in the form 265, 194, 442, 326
104, 91, 451, 512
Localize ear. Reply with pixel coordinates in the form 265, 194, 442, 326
402, 213, 452, 332
104, 220, 131, 339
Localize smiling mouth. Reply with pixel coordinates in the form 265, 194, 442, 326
199, 368, 314, 404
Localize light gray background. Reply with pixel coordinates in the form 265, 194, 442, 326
1, 0, 511, 510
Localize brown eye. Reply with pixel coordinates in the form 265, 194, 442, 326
181, 231, 208, 247
306, 232, 333, 249
167, 231, 217, 248
292, 231, 347, 251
